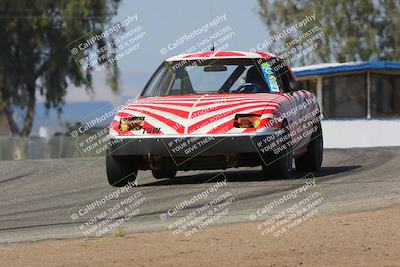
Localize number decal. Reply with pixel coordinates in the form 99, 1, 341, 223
142, 127, 161, 134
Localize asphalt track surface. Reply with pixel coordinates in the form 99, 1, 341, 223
0, 147, 399, 243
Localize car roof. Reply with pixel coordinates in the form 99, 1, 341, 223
165, 50, 276, 62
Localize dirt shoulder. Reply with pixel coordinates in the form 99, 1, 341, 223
1, 204, 399, 267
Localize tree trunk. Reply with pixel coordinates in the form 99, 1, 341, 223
21, 83, 36, 136
1, 83, 36, 137
1, 82, 36, 160
2, 101, 19, 136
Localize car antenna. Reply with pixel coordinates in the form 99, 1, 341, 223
209, 0, 215, 52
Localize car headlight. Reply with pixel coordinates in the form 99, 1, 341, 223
234, 114, 261, 128
119, 116, 145, 132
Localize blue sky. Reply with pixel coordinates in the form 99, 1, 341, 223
64, 0, 270, 103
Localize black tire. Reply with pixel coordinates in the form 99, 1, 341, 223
262, 122, 293, 179
106, 154, 138, 187
295, 120, 323, 172
151, 169, 177, 179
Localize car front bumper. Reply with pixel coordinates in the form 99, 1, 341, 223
108, 133, 279, 157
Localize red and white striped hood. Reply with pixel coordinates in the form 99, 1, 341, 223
110, 93, 290, 137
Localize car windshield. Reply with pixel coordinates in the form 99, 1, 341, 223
141, 58, 273, 96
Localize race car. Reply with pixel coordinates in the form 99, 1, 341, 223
106, 51, 323, 186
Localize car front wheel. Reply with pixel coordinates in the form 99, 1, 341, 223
262, 122, 293, 179
106, 154, 138, 187
295, 120, 323, 172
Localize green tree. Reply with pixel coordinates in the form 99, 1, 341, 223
257, 0, 400, 64
0, 0, 121, 136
